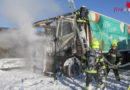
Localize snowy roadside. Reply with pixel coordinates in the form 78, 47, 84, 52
0, 68, 129, 90
0, 69, 85, 90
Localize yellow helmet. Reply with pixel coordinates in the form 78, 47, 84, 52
80, 5, 86, 11
112, 40, 118, 47
91, 38, 99, 49
81, 5, 86, 8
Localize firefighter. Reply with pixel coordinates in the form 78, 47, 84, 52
76, 5, 89, 48
82, 39, 106, 90
106, 40, 123, 81
76, 5, 88, 24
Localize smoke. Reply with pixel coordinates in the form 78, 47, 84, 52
0, 0, 62, 72
0, 0, 62, 40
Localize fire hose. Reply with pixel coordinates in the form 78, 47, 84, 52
89, 19, 130, 69
67, 0, 130, 70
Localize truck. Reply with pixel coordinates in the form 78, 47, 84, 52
34, 8, 130, 77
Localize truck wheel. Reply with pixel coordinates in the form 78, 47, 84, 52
63, 57, 80, 77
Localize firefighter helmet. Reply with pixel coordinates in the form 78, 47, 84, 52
112, 40, 118, 47
81, 5, 86, 8
91, 38, 100, 49
80, 5, 86, 11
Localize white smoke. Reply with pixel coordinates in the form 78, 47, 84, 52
0, 0, 62, 40
0, 0, 62, 72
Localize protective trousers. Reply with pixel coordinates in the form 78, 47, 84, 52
86, 73, 105, 90
107, 67, 120, 81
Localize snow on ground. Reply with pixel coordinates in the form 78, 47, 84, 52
0, 68, 129, 90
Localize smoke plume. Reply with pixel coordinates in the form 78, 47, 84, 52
0, 0, 62, 72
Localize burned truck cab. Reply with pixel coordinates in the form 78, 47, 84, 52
34, 14, 89, 76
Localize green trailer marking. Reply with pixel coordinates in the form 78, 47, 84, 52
89, 12, 129, 51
